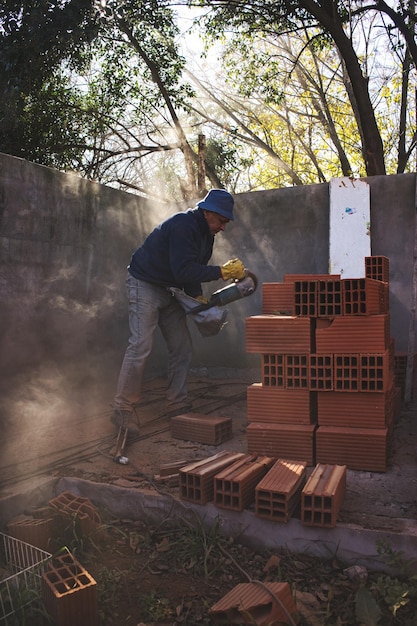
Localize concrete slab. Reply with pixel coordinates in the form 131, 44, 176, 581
0, 477, 58, 527
54, 476, 417, 575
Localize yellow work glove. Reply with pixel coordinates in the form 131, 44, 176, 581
196, 295, 209, 304
221, 258, 245, 281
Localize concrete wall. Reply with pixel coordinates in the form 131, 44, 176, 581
0, 153, 416, 413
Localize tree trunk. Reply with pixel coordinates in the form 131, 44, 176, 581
300, 0, 386, 176
198, 134, 207, 196
397, 53, 411, 173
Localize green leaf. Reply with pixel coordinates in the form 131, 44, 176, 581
355, 587, 382, 625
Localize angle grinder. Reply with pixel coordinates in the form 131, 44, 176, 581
187, 269, 258, 314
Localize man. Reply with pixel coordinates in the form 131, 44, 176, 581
111, 188, 245, 432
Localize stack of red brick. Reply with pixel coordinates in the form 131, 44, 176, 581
246, 256, 400, 472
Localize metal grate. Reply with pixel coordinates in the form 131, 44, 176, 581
0, 532, 51, 623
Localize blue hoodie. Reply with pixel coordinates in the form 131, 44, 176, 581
128, 208, 222, 297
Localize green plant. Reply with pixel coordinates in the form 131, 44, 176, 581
155, 514, 226, 579
53, 511, 127, 559
1, 574, 53, 626
139, 591, 173, 621
95, 564, 128, 624
376, 540, 415, 576
354, 541, 417, 624
355, 587, 382, 625
371, 574, 412, 617
50, 513, 86, 557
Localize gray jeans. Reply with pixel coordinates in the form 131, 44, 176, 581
114, 274, 192, 412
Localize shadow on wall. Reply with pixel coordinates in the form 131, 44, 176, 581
0, 261, 125, 434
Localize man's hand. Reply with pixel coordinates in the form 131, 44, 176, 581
221, 258, 245, 281
196, 295, 209, 304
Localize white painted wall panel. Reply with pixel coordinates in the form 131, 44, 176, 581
329, 177, 371, 278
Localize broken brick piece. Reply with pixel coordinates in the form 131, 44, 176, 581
159, 459, 203, 477
179, 451, 246, 505
301, 463, 346, 528
209, 581, 299, 625
48, 491, 101, 537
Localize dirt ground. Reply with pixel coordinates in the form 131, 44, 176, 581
1, 372, 417, 625
10, 509, 417, 626
36, 511, 417, 626
59, 376, 417, 528
1, 371, 417, 527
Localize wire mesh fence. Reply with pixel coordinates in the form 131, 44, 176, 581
0, 531, 51, 623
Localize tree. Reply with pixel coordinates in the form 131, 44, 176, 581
184, 23, 405, 188
0, 0, 226, 198
194, 0, 417, 176
1, 0, 416, 193
0, 0, 99, 164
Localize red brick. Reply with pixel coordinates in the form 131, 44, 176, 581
294, 280, 319, 317
170, 413, 232, 445
42, 552, 98, 626
261, 354, 285, 387
214, 454, 275, 511
365, 256, 390, 283
255, 459, 307, 522
318, 279, 343, 317
284, 273, 341, 282
309, 354, 333, 390
342, 278, 387, 315
301, 464, 346, 528
262, 282, 295, 315
247, 422, 315, 465
7, 516, 54, 553
285, 354, 310, 389
333, 354, 360, 391
246, 315, 313, 353
317, 389, 394, 428
359, 352, 395, 392
48, 492, 101, 537
315, 315, 391, 353
331, 351, 395, 392
247, 384, 312, 424
316, 426, 388, 472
